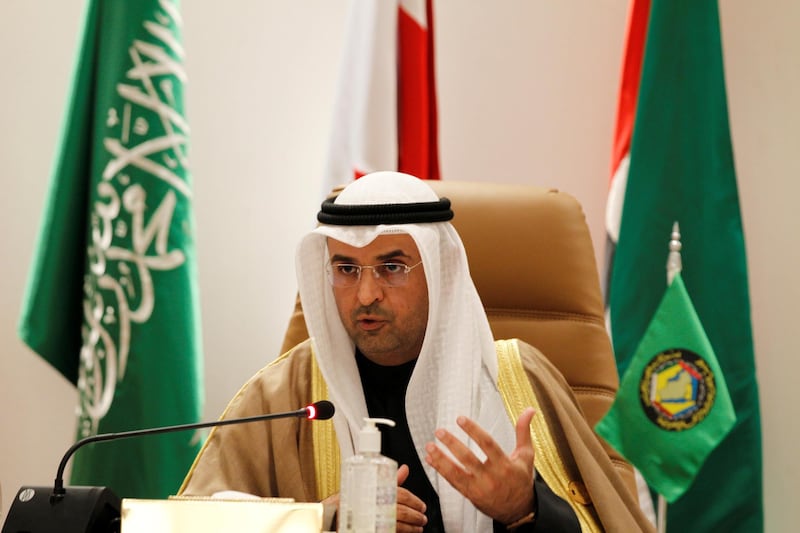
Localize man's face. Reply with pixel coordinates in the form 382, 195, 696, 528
327, 233, 429, 366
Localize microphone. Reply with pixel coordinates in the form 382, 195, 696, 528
49, 400, 334, 496
2, 400, 335, 533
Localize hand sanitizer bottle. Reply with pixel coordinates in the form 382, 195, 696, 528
338, 417, 397, 532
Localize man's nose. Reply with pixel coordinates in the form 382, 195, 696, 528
356, 267, 384, 305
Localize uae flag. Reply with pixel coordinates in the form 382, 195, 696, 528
603, 0, 763, 531
18, 0, 203, 498
321, 0, 440, 195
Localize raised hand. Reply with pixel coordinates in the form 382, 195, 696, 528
424, 407, 537, 525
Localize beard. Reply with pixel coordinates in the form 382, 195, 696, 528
345, 303, 427, 366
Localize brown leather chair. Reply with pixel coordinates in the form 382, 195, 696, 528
280, 180, 636, 497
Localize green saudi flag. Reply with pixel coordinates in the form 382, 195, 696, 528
605, 0, 763, 530
597, 273, 736, 502
18, 0, 203, 498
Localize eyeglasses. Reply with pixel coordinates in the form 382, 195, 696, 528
326, 261, 423, 288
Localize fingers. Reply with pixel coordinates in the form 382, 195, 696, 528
320, 492, 339, 507
515, 407, 536, 448
511, 408, 536, 466
455, 415, 507, 465
397, 464, 426, 512
396, 522, 425, 533
396, 464, 427, 532
397, 487, 427, 532
424, 413, 511, 480
430, 425, 484, 474
397, 463, 410, 486
424, 432, 475, 494
443, 409, 537, 467
320, 492, 340, 531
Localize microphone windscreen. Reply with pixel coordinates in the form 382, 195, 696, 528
308, 400, 335, 420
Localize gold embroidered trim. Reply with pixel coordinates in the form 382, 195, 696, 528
178, 353, 292, 494
495, 339, 601, 533
311, 348, 340, 499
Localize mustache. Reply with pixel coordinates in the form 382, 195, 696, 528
351, 303, 391, 321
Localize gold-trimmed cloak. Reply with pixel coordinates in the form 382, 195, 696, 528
179, 339, 653, 532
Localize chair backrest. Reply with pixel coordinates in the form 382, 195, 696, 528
280, 180, 636, 496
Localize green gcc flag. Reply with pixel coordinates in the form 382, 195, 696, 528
605, 0, 763, 530
596, 274, 735, 502
18, 0, 203, 498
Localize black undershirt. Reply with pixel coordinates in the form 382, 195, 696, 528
356, 350, 446, 532
355, 350, 580, 532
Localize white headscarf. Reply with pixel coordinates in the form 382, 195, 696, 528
296, 171, 515, 531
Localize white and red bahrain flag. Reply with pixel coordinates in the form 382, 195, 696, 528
322, 0, 440, 196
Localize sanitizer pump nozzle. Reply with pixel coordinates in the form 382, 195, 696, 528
358, 417, 396, 454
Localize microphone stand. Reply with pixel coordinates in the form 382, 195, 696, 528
51, 406, 313, 499
3, 401, 334, 533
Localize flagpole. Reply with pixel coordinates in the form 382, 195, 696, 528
657, 495, 667, 533
657, 221, 682, 533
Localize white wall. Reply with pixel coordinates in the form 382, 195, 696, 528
1, 1, 797, 530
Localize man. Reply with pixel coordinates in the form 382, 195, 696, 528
180, 172, 653, 532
